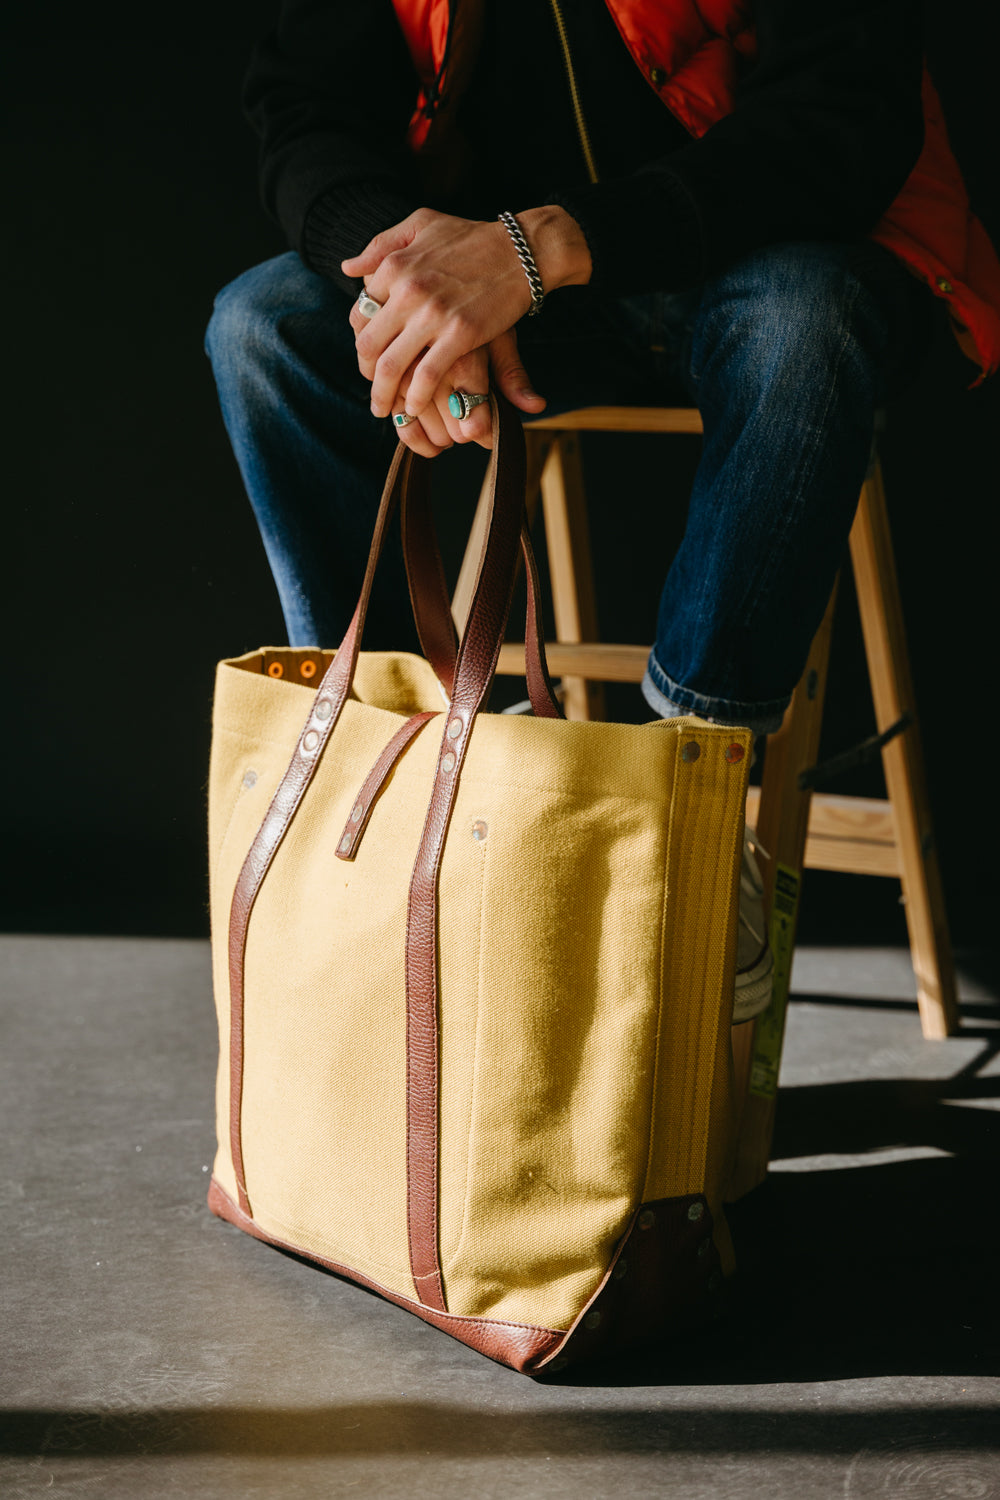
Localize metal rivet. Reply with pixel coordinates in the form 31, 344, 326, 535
936, 276, 953, 294
638, 1209, 655, 1230
442, 752, 456, 773
314, 699, 332, 721
708, 1271, 722, 1293
351, 803, 363, 824
584, 1310, 601, 1331
612, 1259, 628, 1281
302, 730, 319, 752
681, 742, 700, 763
241, 770, 258, 789
448, 716, 463, 740
267, 661, 284, 678
698, 1236, 713, 1259
548, 1356, 569, 1373
650, 65, 666, 85
687, 1201, 705, 1223
725, 743, 744, 764
300, 660, 317, 679
472, 820, 488, 842
338, 836, 350, 854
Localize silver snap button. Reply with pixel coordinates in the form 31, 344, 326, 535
638, 1209, 655, 1230
687, 1201, 705, 1223
241, 770, 258, 789
448, 716, 463, 740
681, 742, 700, 763
612, 1259, 628, 1281
338, 836, 350, 854
442, 752, 456, 773
583, 1310, 601, 1330
472, 820, 488, 842
351, 803, 363, 824
302, 730, 320, 753
548, 1356, 569, 1373
314, 699, 332, 722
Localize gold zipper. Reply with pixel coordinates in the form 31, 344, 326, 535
548, 0, 600, 184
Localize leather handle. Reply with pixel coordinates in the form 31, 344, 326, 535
399, 418, 561, 720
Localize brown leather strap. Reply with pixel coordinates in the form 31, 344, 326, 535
403, 394, 533, 1310
400, 463, 458, 696
227, 443, 415, 1216
335, 711, 439, 862
399, 436, 561, 720
520, 521, 562, 720
228, 397, 555, 1320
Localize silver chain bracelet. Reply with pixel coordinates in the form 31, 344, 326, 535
498, 211, 545, 316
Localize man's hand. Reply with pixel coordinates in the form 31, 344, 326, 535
342, 205, 591, 436
348, 297, 545, 455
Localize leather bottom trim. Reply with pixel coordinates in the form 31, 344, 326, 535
207, 1178, 563, 1374
208, 1179, 728, 1377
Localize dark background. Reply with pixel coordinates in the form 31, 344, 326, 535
2, 3, 996, 945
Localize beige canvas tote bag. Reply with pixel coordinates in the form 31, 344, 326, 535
207, 394, 752, 1375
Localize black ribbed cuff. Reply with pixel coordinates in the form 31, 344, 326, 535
550, 168, 704, 294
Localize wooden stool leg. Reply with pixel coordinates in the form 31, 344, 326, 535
848, 458, 958, 1039
540, 435, 606, 721
729, 586, 837, 1199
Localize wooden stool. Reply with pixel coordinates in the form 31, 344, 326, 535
452, 406, 959, 1196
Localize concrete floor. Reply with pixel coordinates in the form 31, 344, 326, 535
1, 935, 998, 1499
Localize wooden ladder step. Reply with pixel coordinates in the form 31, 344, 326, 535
746, 787, 901, 879
496, 641, 650, 683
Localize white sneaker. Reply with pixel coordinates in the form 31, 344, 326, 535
733, 826, 774, 1024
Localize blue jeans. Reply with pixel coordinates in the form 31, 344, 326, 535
206, 242, 928, 736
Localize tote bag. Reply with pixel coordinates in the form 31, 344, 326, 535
207, 394, 752, 1375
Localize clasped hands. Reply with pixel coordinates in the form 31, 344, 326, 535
342, 205, 591, 456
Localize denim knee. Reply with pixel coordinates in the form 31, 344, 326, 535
204, 252, 351, 389
691, 241, 890, 405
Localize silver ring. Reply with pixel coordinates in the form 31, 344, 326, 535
448, 389, 490, 421
357, 289, 382, 319
393, 412, 416, 428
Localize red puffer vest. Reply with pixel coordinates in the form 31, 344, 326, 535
392, 0, 1000, 380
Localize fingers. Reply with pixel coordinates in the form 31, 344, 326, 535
390, 363, 453, 459
488, 330, 546, 414
402, 324, 478, 416
392, 414, 450, 459
341, 212, 424, 280
439, 349, 493, 448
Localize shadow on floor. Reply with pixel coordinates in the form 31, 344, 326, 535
1, 1400, 997, 1458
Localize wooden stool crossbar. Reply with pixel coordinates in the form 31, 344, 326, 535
452, 405, 959, 1196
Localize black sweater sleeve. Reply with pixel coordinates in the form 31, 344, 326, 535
243, 0, 422, 290
554, 0, 925, 292
245, 0, 924, 297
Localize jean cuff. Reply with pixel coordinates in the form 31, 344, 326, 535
642, 650, 788, 740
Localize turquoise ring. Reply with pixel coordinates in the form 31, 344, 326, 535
448, 389, 490, 421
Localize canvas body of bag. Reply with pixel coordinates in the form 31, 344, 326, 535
207, 394, 753, 1376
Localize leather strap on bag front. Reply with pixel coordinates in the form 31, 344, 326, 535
227, 442, 417, 1215
403, 395, 535, 1309
227, 396, 553, 1315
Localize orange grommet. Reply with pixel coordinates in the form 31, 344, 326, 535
725, 743, 745, 764
267, 661, 284, 678
300, 660, 317, 679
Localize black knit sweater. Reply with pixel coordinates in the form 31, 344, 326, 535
243, 0, 924, 298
